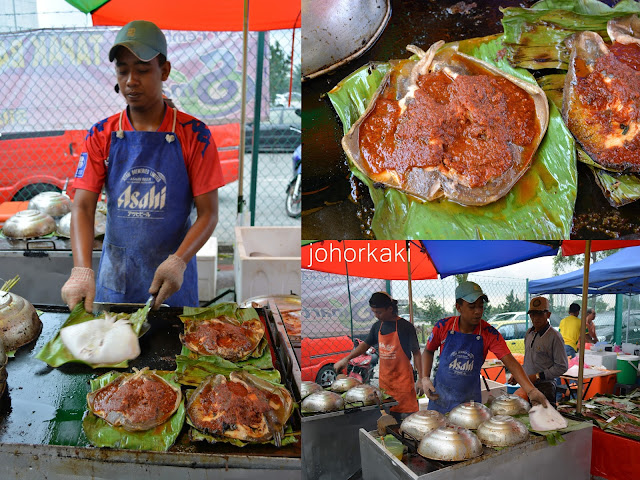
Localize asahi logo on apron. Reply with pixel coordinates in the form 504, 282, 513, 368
117, 167, 167, 219
379, 342, 396, 360
448, 350, 475, 376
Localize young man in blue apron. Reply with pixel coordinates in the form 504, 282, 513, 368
61, 20, 224, 311
334, 292, 422, 421
421, 281, 548, 413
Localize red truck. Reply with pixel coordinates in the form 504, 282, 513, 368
0, 124, 240, 202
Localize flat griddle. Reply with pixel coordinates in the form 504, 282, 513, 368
301, 0, 640, 239
0, 304, 301, 460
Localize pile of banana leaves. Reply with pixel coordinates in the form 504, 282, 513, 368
83, 370, 186, 451
501, 0, 640, 206
557, 391, 640, 441
329, 37, 577, 239
177, 303, 298, 447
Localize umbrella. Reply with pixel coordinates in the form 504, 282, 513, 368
64, 0, 302, 221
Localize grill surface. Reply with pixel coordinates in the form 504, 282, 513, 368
0, 304, 301, 460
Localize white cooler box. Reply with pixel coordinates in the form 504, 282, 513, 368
196, 236, 218, 303
584, 351, 618, 370
234, 226, 301, 303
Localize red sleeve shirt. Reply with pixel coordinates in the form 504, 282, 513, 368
426, 316, 511, 361
74, 105, 225, 197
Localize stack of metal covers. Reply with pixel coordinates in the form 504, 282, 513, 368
0, 304, 301, 480
359, 422, 594, 480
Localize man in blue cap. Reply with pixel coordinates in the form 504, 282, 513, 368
62, 20, 224, 311
421, 281, 548, 413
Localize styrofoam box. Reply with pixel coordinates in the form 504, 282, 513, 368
584, 351, 618, 371
196, 236, 218, 302
234, 226, 300, 303
481, 378, 507, 403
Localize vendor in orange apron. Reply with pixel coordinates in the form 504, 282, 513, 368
378, 318, 419, 418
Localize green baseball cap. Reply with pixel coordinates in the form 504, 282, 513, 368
109, 20, 167, 62
455, 281, 488, 303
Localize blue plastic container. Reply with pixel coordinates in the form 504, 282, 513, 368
506, 384, 520, 394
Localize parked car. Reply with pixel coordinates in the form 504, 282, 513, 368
301, 335, 355, 387
488, 311, 528, 324
595, 310, 640, 345
0, 125, 240, 203
490, 319, 529, 354
244, 106, 300, 154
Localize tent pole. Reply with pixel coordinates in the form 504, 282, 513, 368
249, 31, 265, 226
577, 240, 592, 414
407, 241, 414, 324
343, 242, 354, 341
237, 0, 250, 223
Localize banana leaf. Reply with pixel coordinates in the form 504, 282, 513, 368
513, 413, 590, 445
175, 353, 281, 386
500, 0, 640, 205
183, 383, 298, 447
82, 370, 186, 451
501, 0, 640, 69
180, 302, 273, 367
328, 35, 577, 239
35, 303, 148, 368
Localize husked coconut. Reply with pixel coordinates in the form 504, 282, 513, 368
60, 313, 140, 364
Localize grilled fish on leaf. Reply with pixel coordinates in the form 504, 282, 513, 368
87, 367, 182, 432
180, 315, 265, 362
563, 19, 640, 172
187, 372, 294, 445
342, 41, 549, 206
60, 312, 140, 364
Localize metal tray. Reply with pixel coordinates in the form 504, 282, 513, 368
0, 304, 301, 478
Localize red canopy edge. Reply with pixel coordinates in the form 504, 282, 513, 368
91, 1, 301, 31
561, 240, 640, 256
301, 240, 438, 281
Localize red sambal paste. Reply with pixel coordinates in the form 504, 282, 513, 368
92, 375, 178, 424
359, 67, 539, 188
572, 41, 640, 168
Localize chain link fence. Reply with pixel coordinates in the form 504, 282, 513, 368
0, 5, 300, 245
301, 268, 640, 384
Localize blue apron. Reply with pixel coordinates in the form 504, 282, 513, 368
428, 317, 484, 414
95, 107, 198, 306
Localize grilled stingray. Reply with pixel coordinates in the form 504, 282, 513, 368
180, 314, 265, 362
563, 16, 640, 172
342, 41, 549, 206
187, 372, 294, 445
60, 312, 140, 364
87, 367, 182, 432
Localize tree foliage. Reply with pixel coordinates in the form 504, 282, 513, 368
552, 250, 618, 275
500, 289, 526, 312
269, 41, 300, 99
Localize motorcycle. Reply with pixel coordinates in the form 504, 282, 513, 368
285, 126, 302, 218
346, 339, 379, 384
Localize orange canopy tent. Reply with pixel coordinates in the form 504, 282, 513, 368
64, 0, 301, 31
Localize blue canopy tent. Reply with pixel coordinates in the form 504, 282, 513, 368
529, 246, 640, 295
